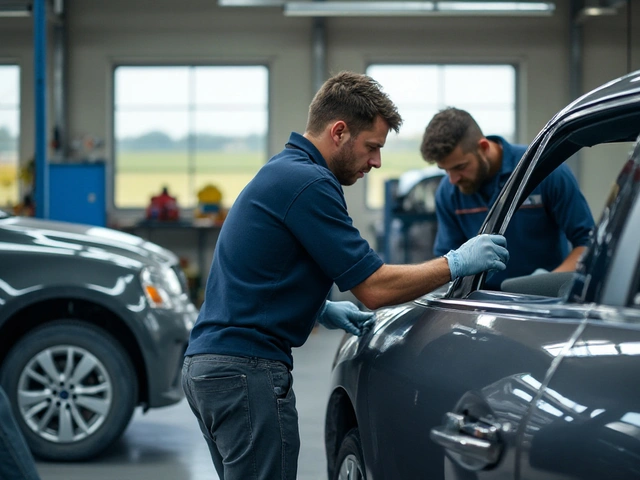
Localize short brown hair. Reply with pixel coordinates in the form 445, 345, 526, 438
306, 71, 402, 137
420, 107, 484, 163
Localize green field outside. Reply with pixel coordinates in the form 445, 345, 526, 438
116, 151, 264, 208
117, 151, 265, 173
116, 149, 429, 209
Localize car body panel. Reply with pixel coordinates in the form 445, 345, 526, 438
326, 69, 640, 480
0, 214, 197, 460
522, 318, 640, 480
333, 298, 592, 479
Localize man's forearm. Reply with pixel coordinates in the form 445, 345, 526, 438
350, 257, 452, 310
553, 246, 587, 272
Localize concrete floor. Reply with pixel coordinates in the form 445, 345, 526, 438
36, 327, 343, 480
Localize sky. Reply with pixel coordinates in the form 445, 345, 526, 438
114, 64, 515, 142
1, 63, 516, 144
0, 65, 20, 137
114, 65, 269, 139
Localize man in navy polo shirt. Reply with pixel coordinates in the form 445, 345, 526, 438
420, 107, 594, 290
182, 73, 510, 480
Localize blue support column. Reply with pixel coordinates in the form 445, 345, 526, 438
34, 0, 48, 219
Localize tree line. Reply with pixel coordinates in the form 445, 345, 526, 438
0, 127, 422, 153
0, 127, 17, 152
116, 131, 266, 151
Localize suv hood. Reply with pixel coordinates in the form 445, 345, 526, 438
0, 216, 178, 269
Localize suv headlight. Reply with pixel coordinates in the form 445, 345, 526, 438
140, 266, 183, 309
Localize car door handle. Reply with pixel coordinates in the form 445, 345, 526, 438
430, 412, 503, 471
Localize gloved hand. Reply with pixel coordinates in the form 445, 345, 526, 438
317, 300, 375, 336
444, 234, 509, 280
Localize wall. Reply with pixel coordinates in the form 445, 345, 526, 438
0, 0, 638, 280
581, 4, 640, 215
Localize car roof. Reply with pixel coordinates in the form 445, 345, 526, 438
556, 70, 640, 120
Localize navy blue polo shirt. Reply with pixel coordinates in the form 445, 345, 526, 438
185, 132, 383, 368
434, 136, 594, 289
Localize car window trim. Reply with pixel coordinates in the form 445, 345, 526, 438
600, 176, 640, 306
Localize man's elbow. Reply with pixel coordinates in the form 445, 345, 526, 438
361, 297, 385, 311
351, 288, 386, 311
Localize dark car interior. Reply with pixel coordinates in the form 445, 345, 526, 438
500, 271, 576, 297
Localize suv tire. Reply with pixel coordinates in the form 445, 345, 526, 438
0, 320, 137, 461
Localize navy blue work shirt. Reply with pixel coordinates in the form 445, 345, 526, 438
434, 136, 595, 289
186, 132, 383, 368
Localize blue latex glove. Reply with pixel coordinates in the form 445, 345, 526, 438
317, 300, 375, 336
444, 234, 509, 280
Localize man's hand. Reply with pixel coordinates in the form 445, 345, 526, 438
444, 234, 509, 279
317, 300, 375, 336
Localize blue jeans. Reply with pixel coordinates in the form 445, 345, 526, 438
182, 354, 300, 480
0, 386, 41, 480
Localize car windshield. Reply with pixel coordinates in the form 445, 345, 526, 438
0, 209, 10, 219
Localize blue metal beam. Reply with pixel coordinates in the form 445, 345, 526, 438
34, 0, 48, 218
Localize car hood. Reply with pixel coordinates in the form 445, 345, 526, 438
0, 216, 178, 269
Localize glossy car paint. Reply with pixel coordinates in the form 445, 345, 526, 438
0, 215, 197, 459
325, 70, 640, 480
0, 217, 195, 406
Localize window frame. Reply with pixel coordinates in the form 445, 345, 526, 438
363, 61, 520, 211
110, 62, 270, 212
0, 63, 21, 209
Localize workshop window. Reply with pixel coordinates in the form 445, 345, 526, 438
114, 65, 268, 209
365, 64, 517, 209
0, 65, 20, 208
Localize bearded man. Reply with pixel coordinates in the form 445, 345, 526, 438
182, 74, 510, 480
420, 107, 594, 289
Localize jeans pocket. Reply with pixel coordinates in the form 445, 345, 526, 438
271, 368, 292, 400
192, 373, 247, 392
190, 372, 256, 469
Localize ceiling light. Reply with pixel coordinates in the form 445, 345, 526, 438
0, 3, 32, 17
574, 0, 620, 24
581, 6, 617, 16
218, 0, 286, 6
437, 2, 555, 14
283, 1, 555, 17
285, 1, 435, 16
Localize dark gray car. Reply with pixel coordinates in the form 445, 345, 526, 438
0, 215, 197, 461
325, 70, 640, 480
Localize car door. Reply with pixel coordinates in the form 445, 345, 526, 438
364, 76, 640, 480
365, 294, 587, 480
519, 146, 640, 480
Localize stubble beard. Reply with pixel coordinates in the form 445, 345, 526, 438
459, 152, 491, 195
330, 139, 359, 186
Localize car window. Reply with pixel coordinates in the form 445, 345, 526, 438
491, 109, 640, 238
447, 108, 640, 300
568, 140, 640, 306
